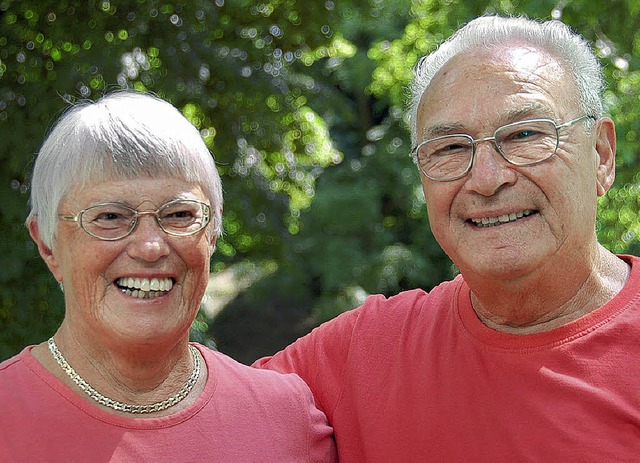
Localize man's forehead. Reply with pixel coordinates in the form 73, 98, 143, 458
439, 43, 564, 79
417, 44, 575, 130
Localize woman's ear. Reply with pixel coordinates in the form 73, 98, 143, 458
28, 217, 63, 282
210, 207, 222, 255
210, 236, 217, 255
594, 117, 617, 196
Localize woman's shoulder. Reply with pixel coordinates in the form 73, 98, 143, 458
0, 352, 22, 372
0, 346, 37, 380
197, 344, 311, 392
196, 345, 329, 427
195, 346, 337, 462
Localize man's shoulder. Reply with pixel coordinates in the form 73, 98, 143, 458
292, 276, 466, 345
351, 276, 464, 321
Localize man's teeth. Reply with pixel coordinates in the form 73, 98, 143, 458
116, 277, 173, 299
471, 210, 533, 227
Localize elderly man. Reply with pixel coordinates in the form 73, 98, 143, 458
255, 15, 639, 461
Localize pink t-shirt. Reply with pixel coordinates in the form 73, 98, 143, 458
255, 255, 640, 461
0, 343, 336, 462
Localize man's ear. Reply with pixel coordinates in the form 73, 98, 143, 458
594, 117, 617, 196
28, 217, 63, 282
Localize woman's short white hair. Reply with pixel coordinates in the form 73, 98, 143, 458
408, 15, 604, 144
27, 90, 223, 247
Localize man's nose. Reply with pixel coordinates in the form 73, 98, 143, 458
464, 139, 517, 196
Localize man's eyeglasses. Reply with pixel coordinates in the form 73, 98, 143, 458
411, 115, 596, 181
58, 199, 211, 241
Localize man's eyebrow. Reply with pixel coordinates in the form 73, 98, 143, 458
419, 104, 556, 140
499, 104, 555, 124
420, 123, 468, 139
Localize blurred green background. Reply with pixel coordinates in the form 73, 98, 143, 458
1, 0, 639, 363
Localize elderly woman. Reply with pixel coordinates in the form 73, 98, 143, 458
0, 91, 336, 462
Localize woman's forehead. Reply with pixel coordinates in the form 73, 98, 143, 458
60, 177, 206, 208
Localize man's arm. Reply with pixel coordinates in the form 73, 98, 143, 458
253, 303, 364, 418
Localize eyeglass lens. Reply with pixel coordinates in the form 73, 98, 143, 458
80, 200, 209, 239
416, 120, 559, 180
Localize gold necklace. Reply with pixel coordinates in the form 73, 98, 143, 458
47, 337, 200, 414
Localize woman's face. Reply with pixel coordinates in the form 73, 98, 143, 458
33, 177, 216, 350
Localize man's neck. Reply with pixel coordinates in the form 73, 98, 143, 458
467, 248, 630, 335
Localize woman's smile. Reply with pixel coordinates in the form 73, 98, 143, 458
115, 276, 174, 299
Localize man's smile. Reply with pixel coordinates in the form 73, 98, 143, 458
469, 210, 535, 228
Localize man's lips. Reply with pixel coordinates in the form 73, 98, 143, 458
115, 277, 174, 299
469, 210, 535, 228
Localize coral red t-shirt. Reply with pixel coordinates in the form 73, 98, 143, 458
256, 255, 640, 461
0, 344, 336, 462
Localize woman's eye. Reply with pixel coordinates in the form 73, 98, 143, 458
87, 209, 132, 224
95, 212, 123, 221
164, 210, 194, 219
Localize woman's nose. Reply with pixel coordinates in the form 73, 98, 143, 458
125, 215, 171, 261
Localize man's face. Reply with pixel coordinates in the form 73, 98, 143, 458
415, 44, 614, 283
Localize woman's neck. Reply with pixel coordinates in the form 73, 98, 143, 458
31, 329, 206, 417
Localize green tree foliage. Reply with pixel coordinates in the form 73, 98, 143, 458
1, 0, 639, 362
277, 0, 640, 327
0, 0, 345, 358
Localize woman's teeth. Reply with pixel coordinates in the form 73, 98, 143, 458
116, 277, 173, 299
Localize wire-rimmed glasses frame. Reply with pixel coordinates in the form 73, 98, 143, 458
411, 115, 596, 182
58, 199, 212, 241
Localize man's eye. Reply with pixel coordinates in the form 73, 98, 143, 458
443, 142, 468, 151
512, 129, 538, 140
431, 142, 469, 156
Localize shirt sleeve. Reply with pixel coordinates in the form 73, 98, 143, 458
253, 295, 383, 420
